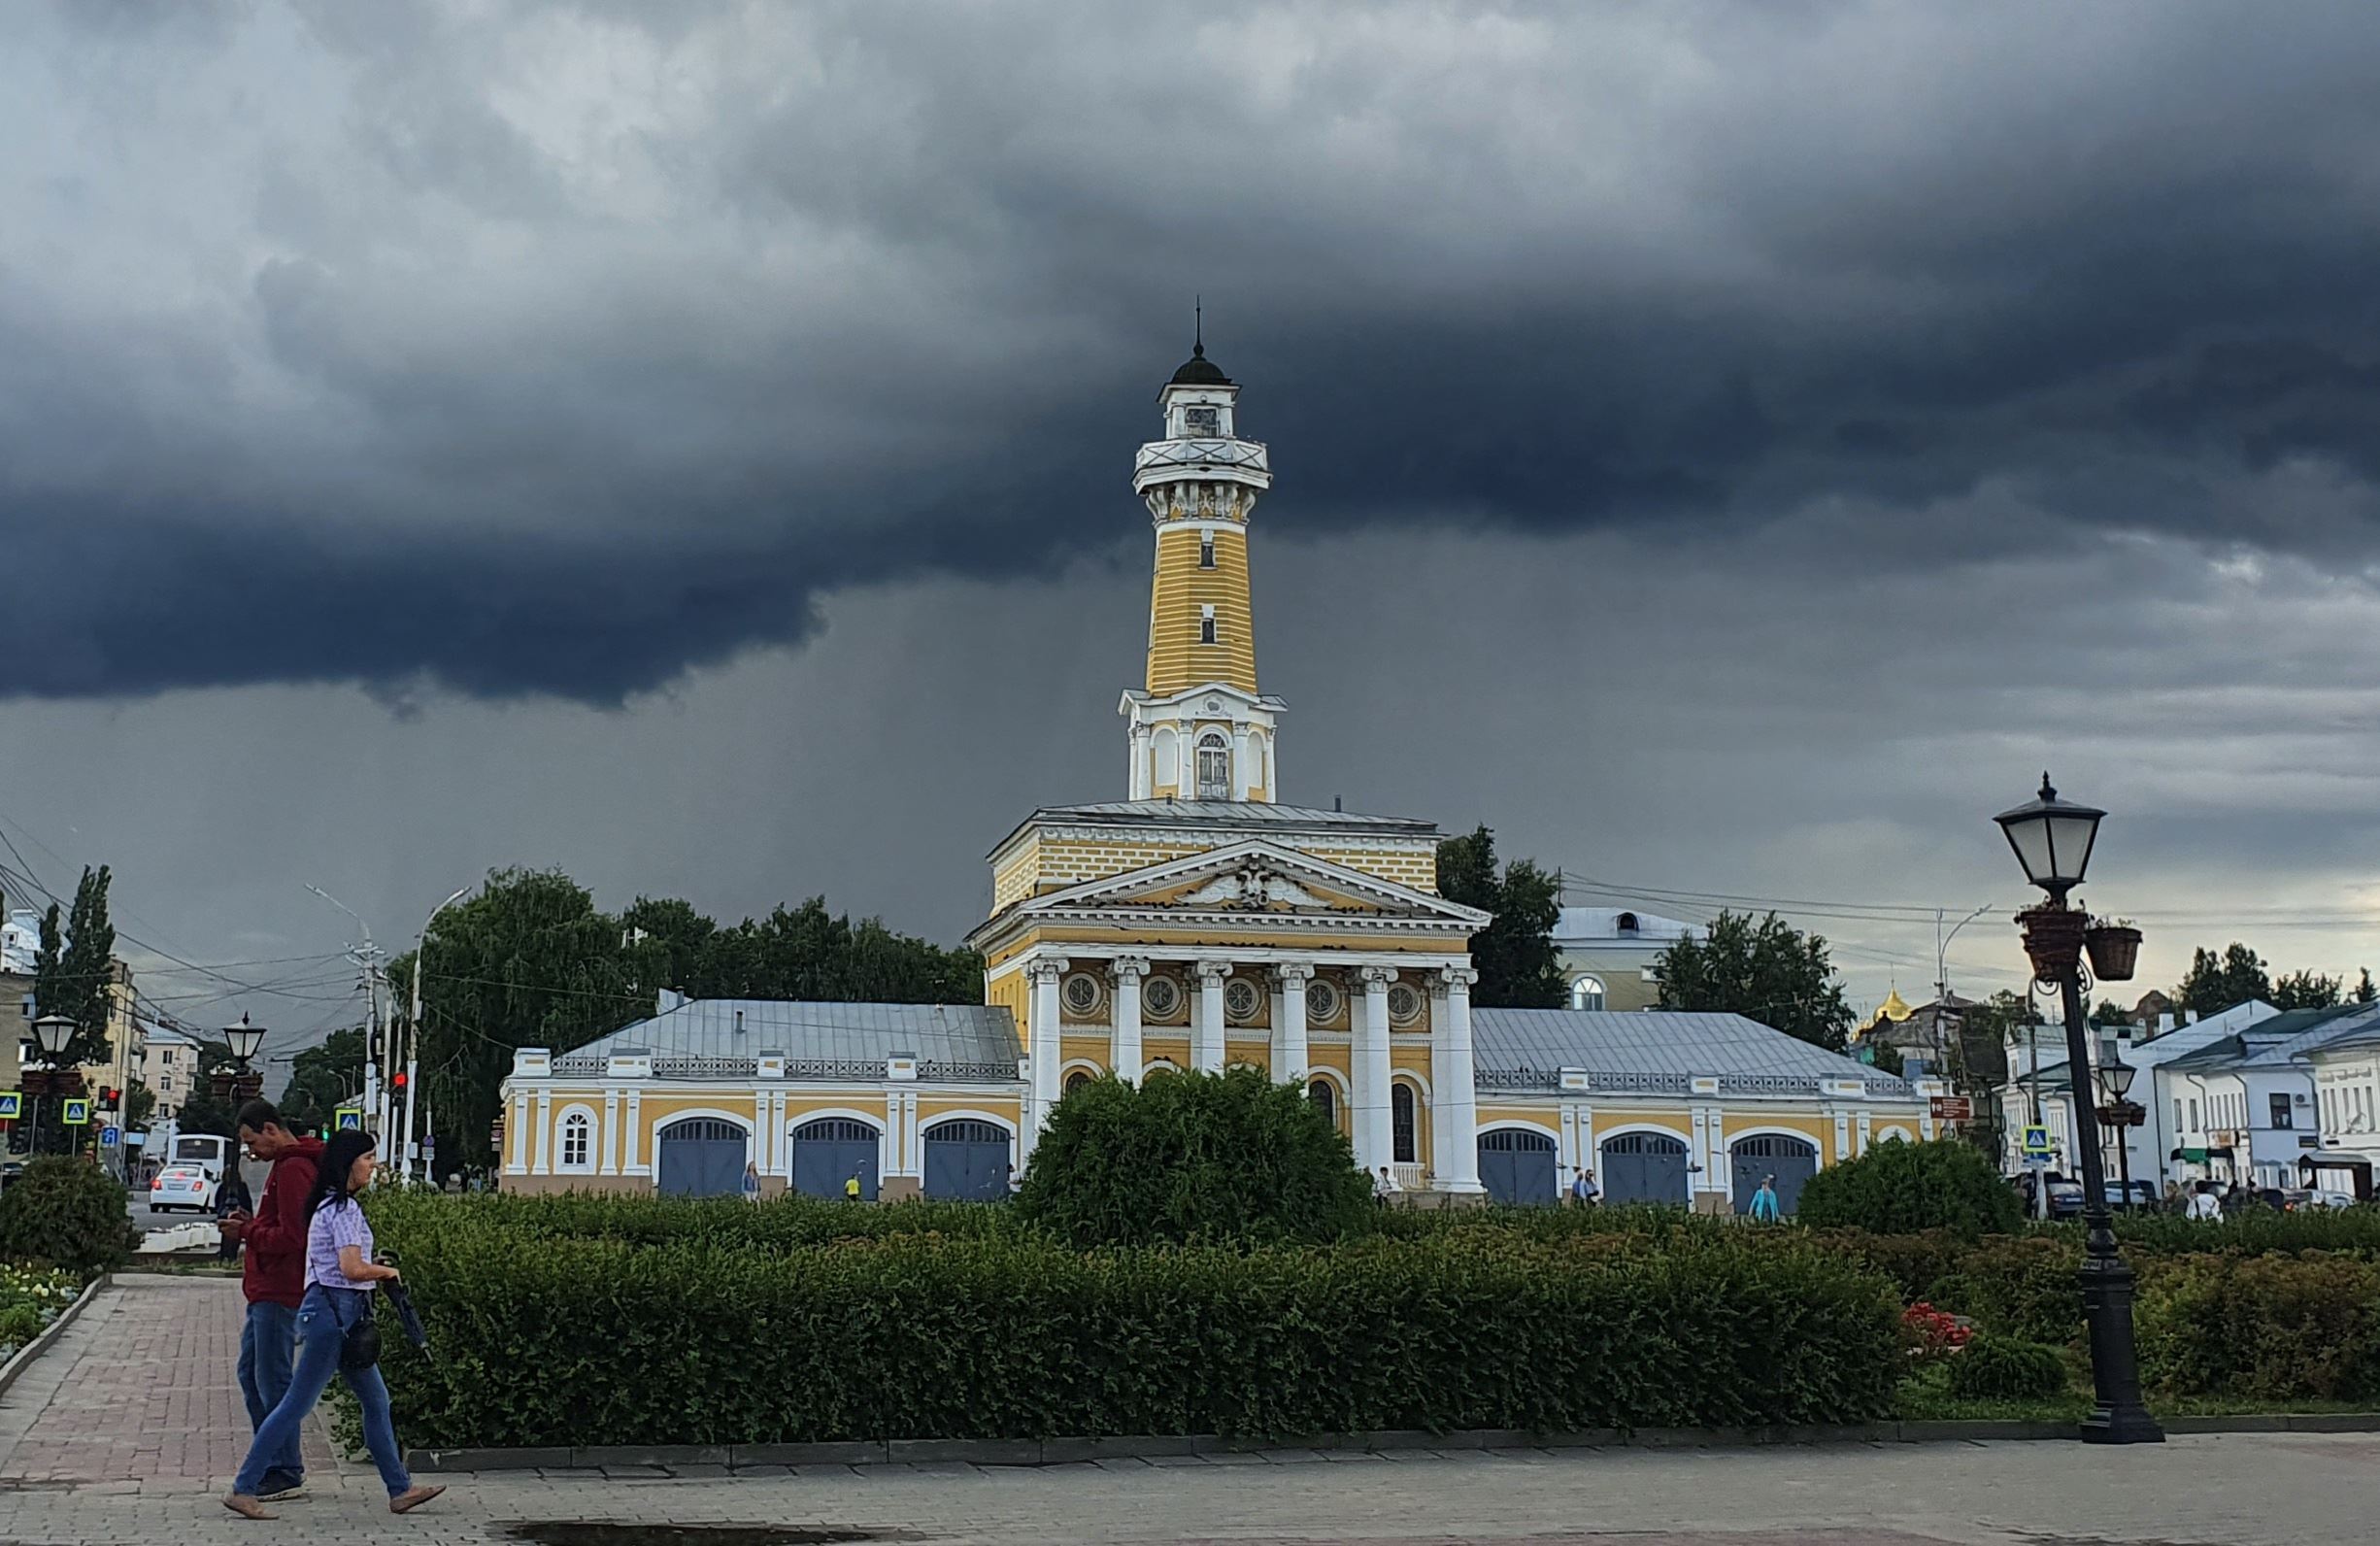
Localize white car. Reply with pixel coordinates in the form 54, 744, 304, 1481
150, 1165, 218, 1214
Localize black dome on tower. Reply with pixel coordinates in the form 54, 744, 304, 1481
1168, 340, 1232, 386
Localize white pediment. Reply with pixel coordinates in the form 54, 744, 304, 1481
1019, 839, 1491, 928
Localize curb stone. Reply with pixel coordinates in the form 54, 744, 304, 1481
407, 1412, 2380, 1475
0, 1273, 108, 1402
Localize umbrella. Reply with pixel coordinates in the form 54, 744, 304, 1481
381, 1276, 429, 1353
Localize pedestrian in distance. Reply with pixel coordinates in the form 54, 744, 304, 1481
2162, 1179, 2185, 1215
1373, 1164, 1400, 1207
215, 1166, 253, 1263
223, 1128, 444, 1520
1005, 1163, 1021, 1198
1569, 1167, 1600, 1207
741, 1160, 761, 1204
844, 1168, 863, 1202
1747, 1173, 1783, 1223
2187, 1180, 2222, 1221
221, 1100, 323, 1504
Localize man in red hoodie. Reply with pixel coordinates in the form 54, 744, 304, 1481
223, 1100, 322, 1503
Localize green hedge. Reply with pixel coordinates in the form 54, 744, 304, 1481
1949, 1335, 2069, 1400
0, 1158, 138, 1275
371, 1216, 1902, 1446
2136, 1253, 2380, 1402
1793, 1140, 2023, 1238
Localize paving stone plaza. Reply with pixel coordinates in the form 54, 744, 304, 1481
0, 1276, 2369, 1546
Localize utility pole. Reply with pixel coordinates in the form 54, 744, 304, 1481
406, 885, 472, 1183
308, 886, 387, 1143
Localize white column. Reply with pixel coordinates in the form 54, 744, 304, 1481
1111, 957, 1149, 1084
507, 1091, 529, 1175
533, 1090, 553, 1175
1437, 966, 1483, 1193
1354, 966, 1395, 1174
602, 1090, 620, 1174
1272, 964, 1313, 1084
1193, 960, 1232, 1072
1026, 958, 1070, 1150
623, 1091, 643, 1175
1230, 726, 1251, 799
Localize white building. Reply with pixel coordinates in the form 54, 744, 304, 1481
139, 1023, 199, 1122
2161, 1004, 2380, 1191
2305, 1023, 2380, 1198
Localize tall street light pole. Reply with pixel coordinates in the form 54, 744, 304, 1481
1995, 773, 2162, 1445
308, 886, 387, 1141
405, 885, 472, 1182
28, 1014, 78, 1158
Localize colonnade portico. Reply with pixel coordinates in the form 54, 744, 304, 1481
1011, 946, 1484, 1193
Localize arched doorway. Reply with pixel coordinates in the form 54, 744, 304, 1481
1477, 1126, 1558, 1205
1730, 1134, 1821, 1216
788, 1117, 879, 1200
922, 1119, 1012, 1200
655, 1118, 747, 1198
1599, 1132, 1690, 1206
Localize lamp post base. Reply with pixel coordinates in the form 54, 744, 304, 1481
2076, 1248, 2165, 1444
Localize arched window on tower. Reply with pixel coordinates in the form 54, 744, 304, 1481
1570, 974, 1607, 1012
1391, 1083, 1418, 1164
1308, 1078, 1337, 1129
1196, 733, 1231, 799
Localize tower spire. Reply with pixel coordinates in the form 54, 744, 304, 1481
1194, 294, 1202, 353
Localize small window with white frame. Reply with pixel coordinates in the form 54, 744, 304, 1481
1196, 731, 1231, 799
559, 1110, 592, 1170
1570, 974, 1606, 1012
1199, 533, 1216, 568
1200, 603, 1217, 645
1183, 405, 1220, 437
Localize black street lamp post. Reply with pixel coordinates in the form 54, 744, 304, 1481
27, 1014, 80, 1159
1995, 774, 2164, 1444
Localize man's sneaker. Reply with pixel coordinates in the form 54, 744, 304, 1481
256, 1483, 307, 1503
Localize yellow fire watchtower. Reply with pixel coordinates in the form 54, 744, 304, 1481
1120, 334, 1285, 803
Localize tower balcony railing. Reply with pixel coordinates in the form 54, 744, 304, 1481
1133, 438, 1271, 493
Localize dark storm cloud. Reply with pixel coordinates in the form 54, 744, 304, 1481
13, 1, 2380, 702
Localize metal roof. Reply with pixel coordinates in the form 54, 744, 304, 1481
572, 999, 1021, 1069
2162, 1005, 2380, 1072
1551, 906, 1698, 946
1471, 1008, 1914, 1098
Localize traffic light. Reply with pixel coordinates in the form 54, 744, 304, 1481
391, 1072, 407, 1090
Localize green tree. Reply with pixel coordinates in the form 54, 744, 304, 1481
31, 866, 117, 1068
279, 1027, 366, 1133
2092, 999, 2134, 1025
1433, 826, 1564, 1008
2176, 943, 2271, 1019
1794, 1136, 2022, 1238
2270, 969, 2343, 1011
1017, 1067, 1371, 1247
1653, 910, 1855, 1051
2356, 968, 2377, 1006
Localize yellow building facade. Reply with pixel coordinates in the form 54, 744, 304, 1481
498, 339, 1937, 1209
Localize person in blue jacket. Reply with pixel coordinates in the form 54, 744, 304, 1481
1747, 1174, 1783, 1223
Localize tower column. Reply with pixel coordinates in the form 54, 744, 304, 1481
1111, 956, 1149, 1085
1193, 960, 1232, 1072
1271, 964, 1313, 1084
1437, 967, 1484, 1193
1025, 958, 1070, 1153
1354, 966, 1395, 1174
1231, 725, 1251, 800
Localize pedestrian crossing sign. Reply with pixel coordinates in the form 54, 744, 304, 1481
0, 1092, 17, 1121
2021, 1124, 2054, 1158
61, 1098, 90, 1126
334, 1107, 364, 1131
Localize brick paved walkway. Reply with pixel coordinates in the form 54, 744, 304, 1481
0, 1273, 338, 1486
6, 1277, 2380, 1545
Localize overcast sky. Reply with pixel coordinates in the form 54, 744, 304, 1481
9, 2, 2380, 1055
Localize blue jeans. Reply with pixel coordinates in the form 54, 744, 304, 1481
233, 1287, 412, 1499
236, 1301, 303, 1491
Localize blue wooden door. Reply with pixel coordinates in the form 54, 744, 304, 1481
1478, 1127, 1558, 1205
922, 1120, 1011, 1199
1731, 1134, 1820, 1215
1599, 1132, 1689, 1205
656, 1118, 747, 1197
789, 1118, 879, 1200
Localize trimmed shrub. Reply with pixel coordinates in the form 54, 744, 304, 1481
2109, 1207, 2380, 1259
1949, 1335, 2068, 1400
1017, 1067, 1373, 1248
0, 1302, 42, 1347
371, 1214, 1903, 1447
365, 1188, 1025, 1254
2136, 1253, 2380, 1402
1927, 1234, 2085, 1347
0, 1158, 138, 1275
1794, 1139, 2022, 1239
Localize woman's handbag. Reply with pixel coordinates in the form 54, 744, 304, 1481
339, 1301, 383, 1371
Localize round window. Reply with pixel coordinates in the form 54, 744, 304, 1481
1142, 974, 1184, 1019
1224, 978, 1261, 1023
1304, 977, 1344, 1025
1386, 981, 1424, 1026
1062, 972, 1105, 1016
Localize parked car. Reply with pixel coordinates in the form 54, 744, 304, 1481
150, 1164, 217, 1213
2280, 1188, 2357, 1211
2102, 1180, 2160, 1212
2010, 1170, 2087, 1219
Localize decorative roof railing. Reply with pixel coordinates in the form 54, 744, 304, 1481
1475, 1066, 1903, 1098
920, 1059, 1023, 1083
540, 1054, 1022, 1083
